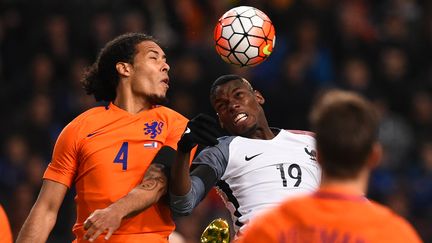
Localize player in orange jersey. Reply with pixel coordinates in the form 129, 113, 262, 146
16, 33, 190, 243
0, 204, 13, 243
238, 90, 422, 243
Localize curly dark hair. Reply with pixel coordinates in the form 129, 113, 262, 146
81, 33, 158, 102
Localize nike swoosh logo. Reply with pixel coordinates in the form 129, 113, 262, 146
263, 44, 272, 55
184, 127, 191, 134
245, 153, 263, 161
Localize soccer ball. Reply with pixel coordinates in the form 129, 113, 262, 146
214, 6, 276, 67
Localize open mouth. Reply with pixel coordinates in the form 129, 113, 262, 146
161, 78, 169, 88
234, 113, 248, 124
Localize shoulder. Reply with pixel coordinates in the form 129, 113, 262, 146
214, 136, 239, 153
368, 200, 401, 217
193, 136, 235, 167
153, 105, 183, 116
368, 201, 422, 241
240, 199, 298, 240
197, 136, 235, 158
275, 129, 316, 146
70, 105, 109, 125
152, 106, 188, 123
284, 129, 315, 138
60, 106, 107, 136
370, 201, 416, 234
217, 135, 236, 144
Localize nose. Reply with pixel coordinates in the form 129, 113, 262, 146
228, 100, 240, 113
162, 62, 170, 72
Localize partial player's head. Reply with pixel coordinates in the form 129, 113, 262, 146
309, 90, 381, 179
210, 74, 267, 137
82, 33, 170, 104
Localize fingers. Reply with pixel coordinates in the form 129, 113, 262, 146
83, 212, 96, 230
83, 220, 106, 242
188, 124, 221, 146
83, 224, 97, 241
186, 113, 224, 147
189, 120, 221, 137
196, 132, 218, 145
87, 228, 105, 242
105, 228, 115, 240
84, 219, 91, 230
82, 208, 123, 241
83, 211, 106, 241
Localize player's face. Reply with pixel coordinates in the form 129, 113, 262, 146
212, 79, 265, 137
129, 41, 170, 104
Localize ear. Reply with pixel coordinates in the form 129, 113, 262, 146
116, 62, 132, 77
366, 142, 382, 169
254, 90, 265, 105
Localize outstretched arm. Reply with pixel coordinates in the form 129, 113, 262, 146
16, 180, 68, 243
83, 147, 174, 242
170, 151, 192, 196
83, 114, 222, 241
170, 151, 217, 216
170, 114, 223, 216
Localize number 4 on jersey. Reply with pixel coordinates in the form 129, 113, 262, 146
114, 142, 128, 171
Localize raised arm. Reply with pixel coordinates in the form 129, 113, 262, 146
170, 114, 224, 216
83, 114, 222, 241
83, 146, 176, 241
170, 150, 193, 196
170, 151, 219, 216
16, 180, 68, 243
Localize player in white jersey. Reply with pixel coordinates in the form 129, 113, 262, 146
171, 74, 321, 235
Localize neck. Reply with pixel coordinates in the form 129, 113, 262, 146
113, 83, 152, 114
248, 125, 275, 140
320, 168, 370, 195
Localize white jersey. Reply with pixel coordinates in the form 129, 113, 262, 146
193, 129, 321, 233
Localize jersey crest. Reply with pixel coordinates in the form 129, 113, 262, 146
304, 147, 317, 161
144, 121, 164, 138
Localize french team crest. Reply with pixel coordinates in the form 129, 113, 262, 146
144, 121, 164, 139
304, 147, 317, 161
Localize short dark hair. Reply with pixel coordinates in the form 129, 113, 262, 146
309, 90, 379, 179
209, 74, 253, 101
81, 33, 158, 102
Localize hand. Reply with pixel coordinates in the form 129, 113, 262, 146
177, 114, 223, 153
83, 207, 123, 241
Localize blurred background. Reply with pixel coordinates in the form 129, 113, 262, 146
0, 0, 431, 242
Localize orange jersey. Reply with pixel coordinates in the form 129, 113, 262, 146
0, 204, 12, 243
44, 103, 188, 243
238, 185, 422, 243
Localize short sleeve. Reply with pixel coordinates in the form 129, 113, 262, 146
43, 121, 80, 188
164, 114, 188, 150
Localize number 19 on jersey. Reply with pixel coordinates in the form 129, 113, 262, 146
276, 163, 302, 187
